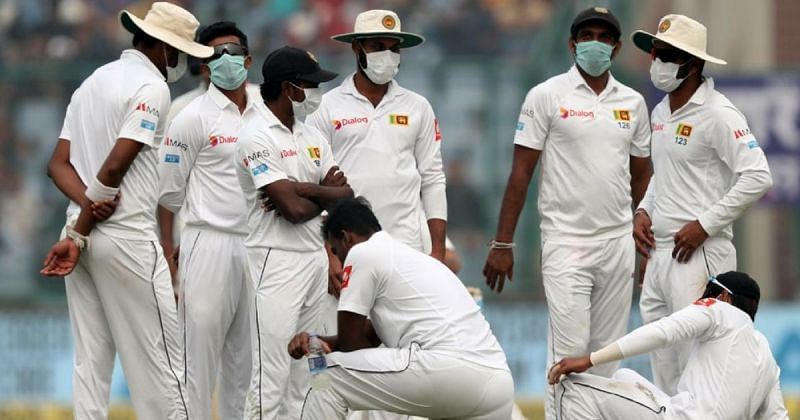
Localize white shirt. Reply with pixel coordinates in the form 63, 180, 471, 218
306, 74, 446, 253
158, 83, 260, 235
165, 81, 207, 125
514, 66, 651, 241
59, 49, 170, 240
615, 299, 788, 420
235, 104, 336, 251
338, 231, 508, 371
639, 78, 773, 245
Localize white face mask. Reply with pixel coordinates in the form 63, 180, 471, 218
649, 57, 687, 92
164, 46, 187, 83
289, 83, 322, 119
361, 49, 400, 85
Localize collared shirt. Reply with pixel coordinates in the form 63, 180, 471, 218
158, 83, 260, 235
306, 74, 446, 253
59, 49, 170, 240
339, 231, 509, 371
615, 299, 788, 420
639, 78, 772, 244
235, 104, 336, 251
514, 66, 651, 241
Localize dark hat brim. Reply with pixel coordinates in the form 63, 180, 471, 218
331, 32, 425, 48
298, 68, 339, 84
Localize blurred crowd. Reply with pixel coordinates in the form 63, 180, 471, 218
0, 0, 555, 301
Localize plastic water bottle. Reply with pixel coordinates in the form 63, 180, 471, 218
308, 335, 330, 390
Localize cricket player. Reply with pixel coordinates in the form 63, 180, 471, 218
482, 7, 651, 418
157, 21, 256, 420
631, 15, 773, 394
288, 198, 513, 420
235, 46, 353, 419
40, 2, 212, 419
306, 9, 447, 297
548, 271, 789, 420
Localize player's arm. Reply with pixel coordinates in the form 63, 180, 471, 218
548, 300, 715, 383
754, 377, 790, 420
414, 103, 447, 262
287, 316, 381, 359
293, 181, 354, 210
630, 97, 653, 208
630, 157, 652, 209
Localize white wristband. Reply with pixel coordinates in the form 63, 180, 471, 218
85, 176, 119, 203
589, 342, 624, 366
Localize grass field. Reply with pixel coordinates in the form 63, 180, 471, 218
0, 399, 798, 419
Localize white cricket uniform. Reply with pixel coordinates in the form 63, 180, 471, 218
638, 78, 773, 394
58, 49, 186, 419
514, 65, 650, 418
158, 83, 259, 420
557, 299, 789, 420
306, 74, 447, 254
235, 104, 336, 420
301, 232, 513, 420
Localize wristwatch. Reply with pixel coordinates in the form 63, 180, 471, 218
66, 225, 89, 251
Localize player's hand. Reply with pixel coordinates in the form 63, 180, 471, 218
259, 191, 281, 216
41, 238, 81, 277
430, 248, 446, 263
321, 166, 348, 187
288, 332, 332, 359
548, 356, 593, 385
327, 252, 344, 298
672, 220, 708, 263
483, 248, 513, 293
90, 193, 120, 221
633, 210, 655, 257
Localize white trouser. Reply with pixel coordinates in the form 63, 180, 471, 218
301, 345, 514, 420
556, 369, 669, 419
542, 234, 635, 419
244, 247, 327, 420
179, 227, 251, 420
65, 230, 188, 419
639, 237, 736, 395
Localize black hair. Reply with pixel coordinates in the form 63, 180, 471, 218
701, 282, 759, 321
260, 80, 284, 102
197, 21, 249, 51
132, 30, 160, 49
322, 197, 382, 241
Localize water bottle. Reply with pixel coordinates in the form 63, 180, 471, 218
308, 335, 330, 390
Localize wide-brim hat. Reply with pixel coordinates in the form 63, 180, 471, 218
632, 14, 726, 65
120, 2, 213, 58
332, 10, 424, 48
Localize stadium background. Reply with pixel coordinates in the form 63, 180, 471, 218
0, 0, 799, 418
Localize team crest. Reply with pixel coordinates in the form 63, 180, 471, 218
307, 146, 321, 167
659, 19, 671, 33
389, 114, 409, 125
382, 15, 396, 30
613, 109, 631, 121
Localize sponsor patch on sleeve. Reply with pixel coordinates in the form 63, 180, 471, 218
747, 139, 760, 149
516, 121, 525, 131
341, 265, 352, 289
164, 154, 180, 163
251, 163, 269, 176
693, 298, 717, 307
140, 119, 156, 131
435, 118, 442, 141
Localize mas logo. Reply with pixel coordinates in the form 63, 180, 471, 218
341, 265, 352, 289
332, 116, 369, 130
733, 128, 751, 139
388, 114, 409, 126
135, 102, 159, 117
435, 119, 442, 141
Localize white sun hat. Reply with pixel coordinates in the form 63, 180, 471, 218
332, 9, 425, 48
632, 14, 726, 65
120, 2, 213, 58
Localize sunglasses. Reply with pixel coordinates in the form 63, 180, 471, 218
650, 47, 689, 64
708, 276, 735, 296
209, 42, 247, 61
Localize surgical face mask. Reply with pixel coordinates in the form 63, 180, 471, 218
649, 57, 689, 92
288, 83, 322, 119
164, 46, 188, 83
575, 40, 613, 77
208, 54, 247, 90
361, 49, 400, 85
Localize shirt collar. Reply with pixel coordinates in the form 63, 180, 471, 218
207, 82, 261, 114
566, 65, 620, 95
688, 77, 714, 106
121, 49, 165, 81
341, 73, 403, 101
259, 102, 304, 135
